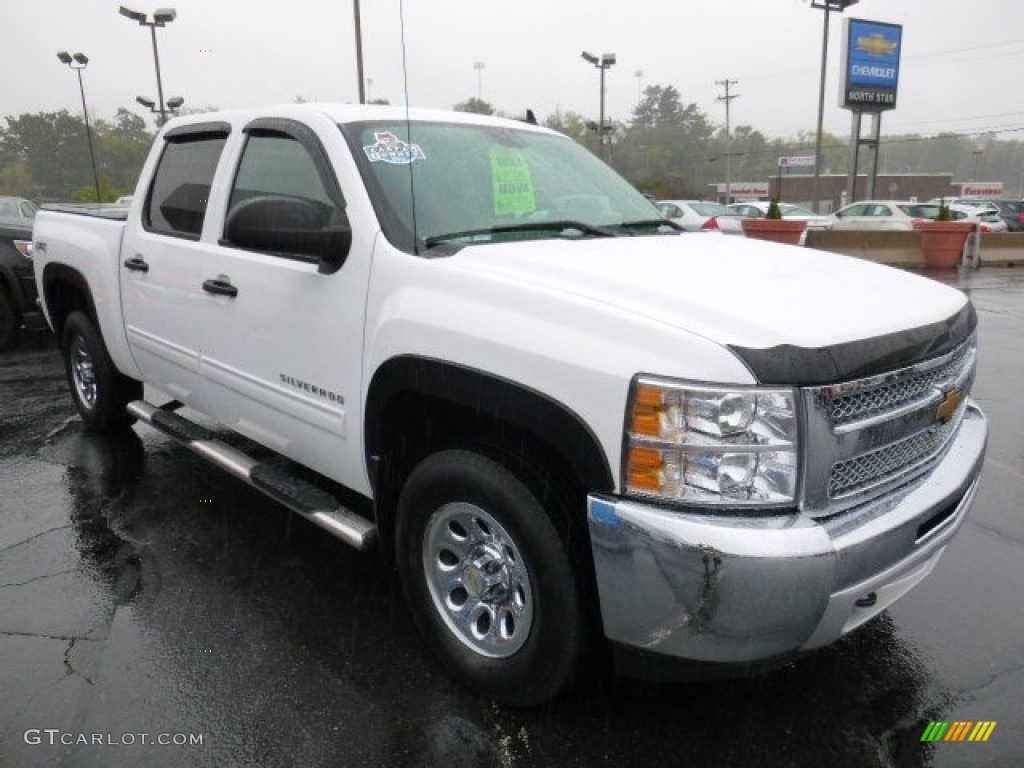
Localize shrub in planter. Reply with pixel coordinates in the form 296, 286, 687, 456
913, 199, 974, 268
741, 198, 807, 245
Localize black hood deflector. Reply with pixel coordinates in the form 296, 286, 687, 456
728, 300, 977, 386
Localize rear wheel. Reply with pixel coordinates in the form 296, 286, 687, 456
396, 449, 586, 706
0, 290, 17, 351
61, 310, 141, 433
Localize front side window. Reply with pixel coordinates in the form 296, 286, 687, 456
342, 120, 664, 253
146, 133, 226, 238
228, 133, 335, 216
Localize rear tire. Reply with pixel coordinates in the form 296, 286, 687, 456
396, 449, 586, 707
0, 290, 17, 351
61, 310, 141, 433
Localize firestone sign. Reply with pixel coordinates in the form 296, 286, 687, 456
840, 18, 902, 111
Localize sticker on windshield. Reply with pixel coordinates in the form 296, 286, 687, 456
363, 132, 426, 164
490, 146, 536, 216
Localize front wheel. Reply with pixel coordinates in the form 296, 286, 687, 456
61, 310, 141, 433
396, 450, 587, 706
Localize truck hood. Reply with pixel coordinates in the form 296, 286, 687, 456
447, 233, 969, 355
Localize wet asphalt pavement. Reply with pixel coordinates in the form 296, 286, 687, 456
1, 267, 1022, 768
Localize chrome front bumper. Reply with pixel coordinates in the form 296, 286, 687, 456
587, 403, 987, 664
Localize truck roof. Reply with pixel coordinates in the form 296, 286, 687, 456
158, 102, 556, 136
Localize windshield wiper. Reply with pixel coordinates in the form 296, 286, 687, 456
424, 220, 617, 249
616, 219, 683, 233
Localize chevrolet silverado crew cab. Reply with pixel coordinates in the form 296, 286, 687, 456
32, 104, 987, 705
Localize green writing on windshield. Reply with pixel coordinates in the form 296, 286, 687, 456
490, 146, 536, 216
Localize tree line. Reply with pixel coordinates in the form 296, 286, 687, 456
2, 89, 1021, 203
0, 109, 152, 202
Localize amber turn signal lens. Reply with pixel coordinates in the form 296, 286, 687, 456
630, 385, 664, 436
627, 446, 663, 491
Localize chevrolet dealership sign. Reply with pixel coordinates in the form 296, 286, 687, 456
840, 18, 902, 111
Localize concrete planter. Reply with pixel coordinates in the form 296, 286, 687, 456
740, 218, 807, 246
912, 220, 975, 268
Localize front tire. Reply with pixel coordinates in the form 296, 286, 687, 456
396, 449, 586, 706
61, 310, 141, 433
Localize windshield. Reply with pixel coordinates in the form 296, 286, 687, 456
341, 120, 663, 253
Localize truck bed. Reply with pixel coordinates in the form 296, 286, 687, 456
41, 203, 130, 221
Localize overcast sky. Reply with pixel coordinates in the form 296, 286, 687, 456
3, 0, 1022, 140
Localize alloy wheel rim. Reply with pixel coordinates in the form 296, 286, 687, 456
71, 336, 98, 409
423, 502, 533, 658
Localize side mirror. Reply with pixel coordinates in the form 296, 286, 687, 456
224, 195, 351, 274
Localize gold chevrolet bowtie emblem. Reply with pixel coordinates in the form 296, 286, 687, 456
857, 34, 898, 57
936, 388, 964, 423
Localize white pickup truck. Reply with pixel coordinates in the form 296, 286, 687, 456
32, 104, 987, 705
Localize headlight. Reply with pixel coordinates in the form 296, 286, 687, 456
624, 376, 799, 507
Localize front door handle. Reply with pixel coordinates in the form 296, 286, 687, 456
202, 278, 238, 298
123, 256, 149, 273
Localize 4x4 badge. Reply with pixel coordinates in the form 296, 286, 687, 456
936, 388, 964, 423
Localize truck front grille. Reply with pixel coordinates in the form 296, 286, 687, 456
826, 343, 971, 427
801, 335, 976, 516
827, 419, 956, 498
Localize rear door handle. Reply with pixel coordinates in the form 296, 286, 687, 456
123, 256, 149, 273
202, 278, 238, 298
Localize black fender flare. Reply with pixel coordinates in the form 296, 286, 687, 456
41, 262, 98, 332
364, 355, 615, 495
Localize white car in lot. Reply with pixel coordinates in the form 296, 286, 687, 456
948, 204, 1007, 233
831, 200, 1007, 232
656, 199, 731, 231
830, 200, 940, 231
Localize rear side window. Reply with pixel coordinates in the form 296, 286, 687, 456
146, 133, 227, 238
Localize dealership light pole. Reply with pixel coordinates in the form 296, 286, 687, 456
352, 0, 366, 103
582, 51, 616, 160
810, 0, 858, 212
119, 5, 176, 125
137, 95, 184, 120
57, 51, 101, 203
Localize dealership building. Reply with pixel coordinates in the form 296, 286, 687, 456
708, 175, 1005, 213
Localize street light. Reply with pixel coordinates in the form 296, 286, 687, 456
810, 0, 859, 212
119, 5, 177, 125
56, 51, 101, 203
581, 51, 616, 160
136, 94, 184, 118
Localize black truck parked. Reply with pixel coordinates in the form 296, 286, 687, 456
0, 219, 46, 350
